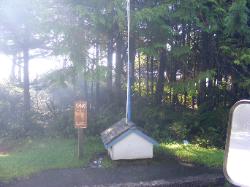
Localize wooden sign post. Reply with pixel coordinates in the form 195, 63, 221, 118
74, 101, 87, 159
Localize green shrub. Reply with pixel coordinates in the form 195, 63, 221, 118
86, 104, 124, 136
0, 83, 28, 138
47, 109, 75, 138
133, 101, 188, 142
169, 121, 188, 140
132, 98, 228, 148
186, 106, 228, 148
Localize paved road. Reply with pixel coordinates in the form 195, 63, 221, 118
3, 161, 223, 187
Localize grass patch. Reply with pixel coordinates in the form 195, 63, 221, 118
0, 137, 224, 181
0, 137, 104, 181
101, 156, 113, 168
157, 143, 224, 168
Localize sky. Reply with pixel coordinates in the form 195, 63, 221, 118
0, 54, 61, 82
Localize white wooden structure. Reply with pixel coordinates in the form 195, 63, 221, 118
101, 118, 158, 160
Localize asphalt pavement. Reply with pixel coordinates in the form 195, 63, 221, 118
4, 159, 224, 187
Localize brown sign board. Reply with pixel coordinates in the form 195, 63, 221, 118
74, 101, 87, 128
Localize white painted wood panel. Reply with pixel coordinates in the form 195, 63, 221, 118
110, 132, 153, 160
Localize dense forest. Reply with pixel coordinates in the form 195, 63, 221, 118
0, 0, 250, 148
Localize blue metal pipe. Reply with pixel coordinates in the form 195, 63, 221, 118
126, 0, 131, 123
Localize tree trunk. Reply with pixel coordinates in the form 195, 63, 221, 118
83, 74, 88, 100
17, 53, 22, 83
146, 56, 149, 96
91, 60, 95, 110
183, 67, 188, 106
192, 96, 195, 110
23, 48, 30, 113
150, 56, 154, 95
10, 54, 17, 81
129, 35, 136, 87
138, 52, 141, 96
155, 49, 167, 104
95, 42, 100, 105
198, 80, 206, 106
129, 0, 136, 87
169, 55, 177, 105
115, 33, 123, 103
91, 79, 94, 110
198, 31, 210, 107
107, 35, 113, 92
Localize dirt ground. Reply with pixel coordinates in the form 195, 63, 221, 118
2, 158, 225, 187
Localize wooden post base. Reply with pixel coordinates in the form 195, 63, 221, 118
78, 128, 84, 159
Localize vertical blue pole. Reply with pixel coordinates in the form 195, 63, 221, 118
126, 0, 131, 123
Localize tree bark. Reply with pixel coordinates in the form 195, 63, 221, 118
10, 54, 17, 81
129, 35, 136, 86
146, 56, 149, 96
91, 60, 95, 110
138, 52, 141, 96
17, 53, 22, 83
155, 49, 167, 104
198, 31, 210, 107
150, 56, 154, 95
95, 42, 100, 105
107, 34, 113, 92
129, 0, 136, 87
83, 74, 88, 100
115, 33, 123, 103
23, 48, 30, 113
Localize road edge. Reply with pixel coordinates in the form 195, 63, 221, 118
90, 174, 225, 187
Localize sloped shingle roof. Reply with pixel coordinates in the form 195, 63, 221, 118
101, 118, 135, 146
101, 118, 158, 149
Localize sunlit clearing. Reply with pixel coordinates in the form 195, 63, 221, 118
0, 153, 9, 157
29, 57, 62, 80
0, 54, 12, 82
0, 54, 62, 81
